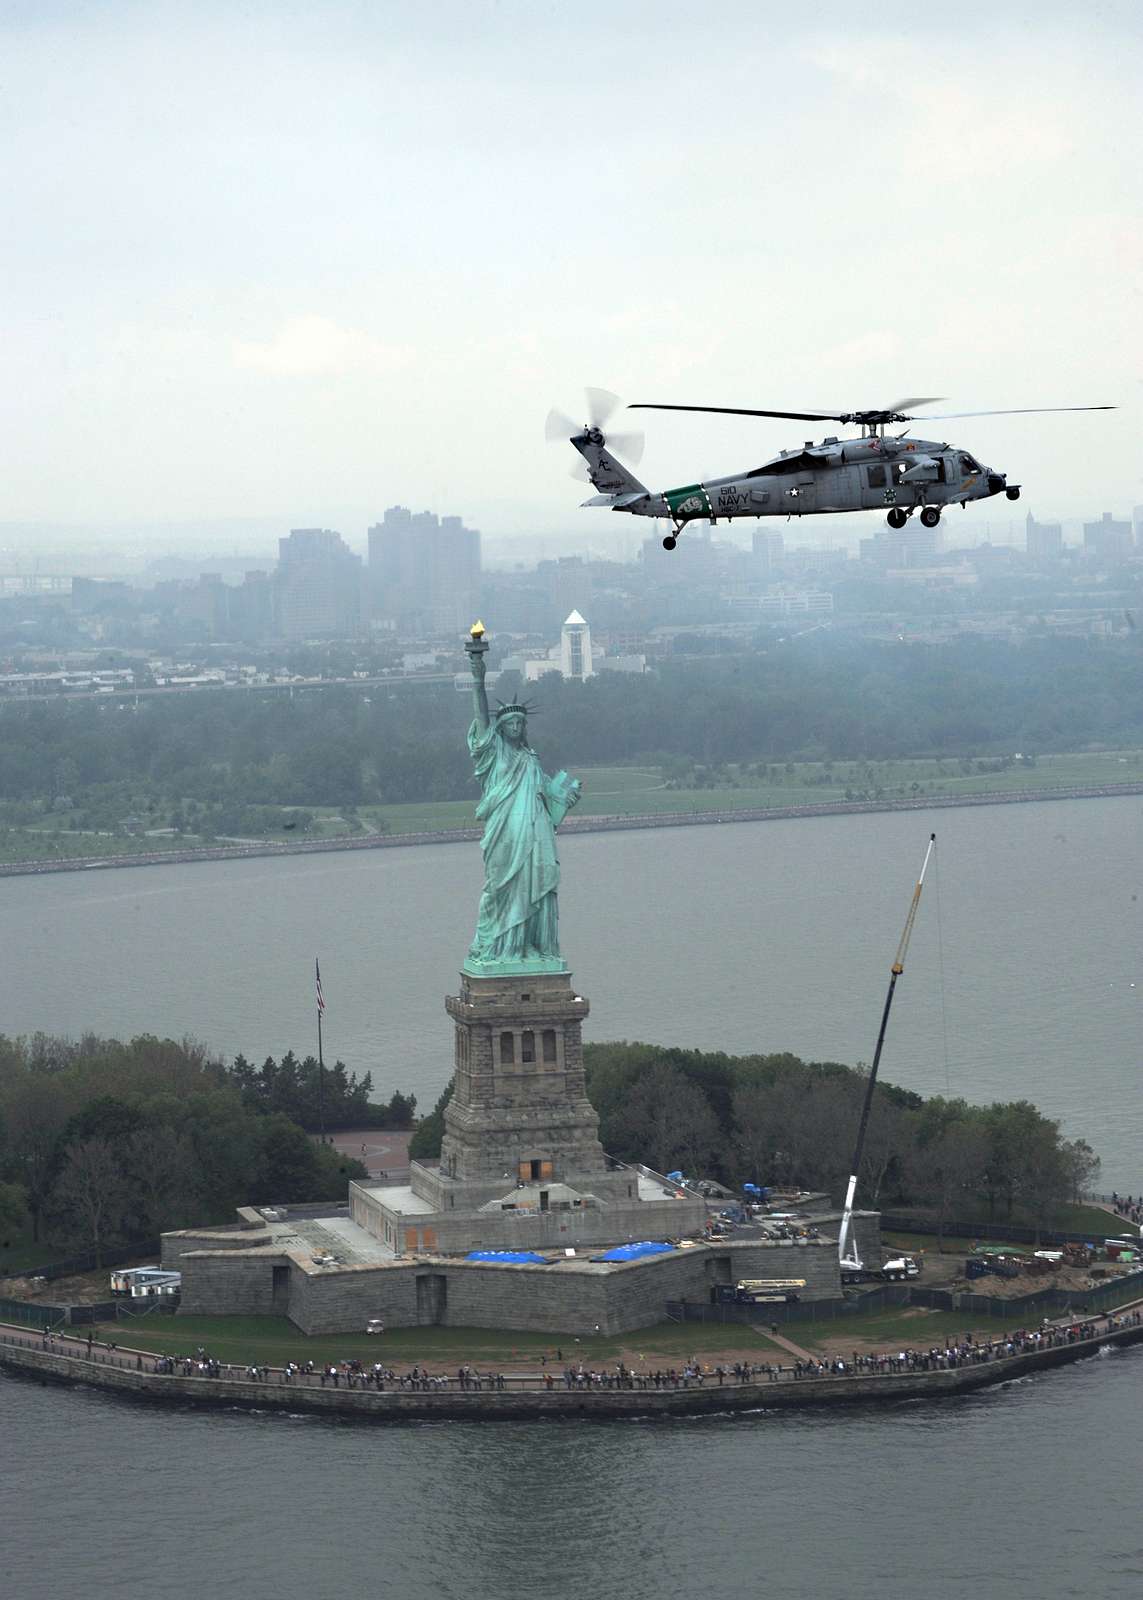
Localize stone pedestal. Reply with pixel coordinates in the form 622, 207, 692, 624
439, 969, 609, 1187
353, 967, 708, 1257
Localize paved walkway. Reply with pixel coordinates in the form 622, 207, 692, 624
328, 1129, 412, 1181
754, 1327, 816, 1362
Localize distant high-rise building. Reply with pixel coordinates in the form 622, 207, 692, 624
368, 506, 481, 633
1025, 512, 1063, 560
752, 529, 785, 572
231, 570, 275, 642
276, 528, 362, 640
540, 555, 594, 622
1083, 511, 1133, 562
859, 519, 941, 567
559, 610, 594, 680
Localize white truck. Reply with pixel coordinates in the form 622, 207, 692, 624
880, 1255, 920, 1282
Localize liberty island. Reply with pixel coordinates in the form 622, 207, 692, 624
160, 621, 874, 1334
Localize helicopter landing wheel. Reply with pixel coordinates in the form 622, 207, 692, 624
662, 534, 677, 551
886, 508, 908, 530
920, 506, 941, 528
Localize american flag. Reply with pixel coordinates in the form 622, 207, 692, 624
316, 959, 326, 1015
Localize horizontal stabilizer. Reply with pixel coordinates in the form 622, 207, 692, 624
580, 491, 648, 509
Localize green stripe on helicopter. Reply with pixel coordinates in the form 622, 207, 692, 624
665, 483, 712, 519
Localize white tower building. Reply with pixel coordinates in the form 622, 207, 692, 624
559, 610, 594, 680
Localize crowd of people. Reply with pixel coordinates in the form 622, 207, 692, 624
15, 1307, 1140, 1398
786, 1313, 1143, 1379
1110, 1193, 1143, 1228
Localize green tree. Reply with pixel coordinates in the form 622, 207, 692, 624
0, 1069, 73, 1241
909, 1101, 989, 1248
257, 1116, 321, 1202
409, 1077, 454, 1160
1061, 1138, 1101, 1207
52, 1136, 125, 1265
612, 1063, 719, 1178
383, 1090, 417, 1129
0, 1179, 26, 1239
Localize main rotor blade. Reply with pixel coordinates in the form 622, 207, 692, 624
545, 407, 581, 444
884, 396, 945, 413
605, 429, 644, 465
910, 405, 1117, 421
629, 403, 845, 422
584, 387, 622, 429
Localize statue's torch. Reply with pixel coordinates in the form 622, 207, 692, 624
466, 619, 489, 672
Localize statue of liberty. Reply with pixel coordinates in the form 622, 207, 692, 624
463, 623, 581, 972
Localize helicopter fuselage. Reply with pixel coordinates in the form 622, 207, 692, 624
575, 427, 1019, 540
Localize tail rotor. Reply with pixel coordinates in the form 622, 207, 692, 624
545, 387, 644, 466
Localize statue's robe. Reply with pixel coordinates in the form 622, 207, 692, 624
467, 720, 564, 962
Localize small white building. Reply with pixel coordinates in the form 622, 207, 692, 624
109, 1266, 182, 1299
503, 612, 599, 683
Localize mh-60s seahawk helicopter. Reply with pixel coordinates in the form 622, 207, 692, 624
545, 389, 1114, 549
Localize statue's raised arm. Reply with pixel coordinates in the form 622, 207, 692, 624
466, 620, 490, 731
462, 622, 580, 976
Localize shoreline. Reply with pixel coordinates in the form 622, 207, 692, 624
0, 780, 1139, 880
3, 1314, 1142, 1423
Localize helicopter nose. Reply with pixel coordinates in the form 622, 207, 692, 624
987, 472, 1006, 496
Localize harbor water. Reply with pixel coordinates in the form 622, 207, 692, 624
1, 795, 1141, 1598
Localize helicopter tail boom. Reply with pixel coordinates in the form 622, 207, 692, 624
571, 429, 649, 500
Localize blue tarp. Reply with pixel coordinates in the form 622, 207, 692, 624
465, 1250, 548, 1265
597, 1241, 675, 1263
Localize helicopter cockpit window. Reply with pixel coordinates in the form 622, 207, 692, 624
959, 453, 981, 474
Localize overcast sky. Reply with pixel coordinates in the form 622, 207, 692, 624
1, 0, 1140, 553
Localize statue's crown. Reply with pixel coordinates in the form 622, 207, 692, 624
495, 699, 536, 719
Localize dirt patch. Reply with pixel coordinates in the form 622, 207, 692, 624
2, 1264, 147, 1304
944, 1261, 1115, 1298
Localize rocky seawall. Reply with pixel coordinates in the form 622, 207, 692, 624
3, 1319, 1142, 1423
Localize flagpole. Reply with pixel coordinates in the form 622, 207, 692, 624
316, 958, 326, 1143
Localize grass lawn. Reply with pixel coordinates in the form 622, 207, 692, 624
1053, 1203, 1130, 1238
0, 750, 1138, 861
93, 1312, 810, 1368
363, 750, 1143, 837
0, 830, 199, 864
90, 1289, 1139, 1371
885, 1202, 1125, 1243
0, 1222, 76, 1276
788, 1307, 1033, 1354
882, 1231, 980, 1258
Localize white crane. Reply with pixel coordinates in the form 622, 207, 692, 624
837, 834, 936, 1276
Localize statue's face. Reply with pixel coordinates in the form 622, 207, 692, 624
499, 712, 526, 744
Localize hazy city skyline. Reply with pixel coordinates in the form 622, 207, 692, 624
2, 0, 1140, 547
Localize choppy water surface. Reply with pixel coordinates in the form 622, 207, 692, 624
4, 1348, 1143, 1600
1, 796, 1141, 1598
1, 795, 1138, 1176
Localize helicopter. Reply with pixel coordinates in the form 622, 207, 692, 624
545, 389, 1115, 549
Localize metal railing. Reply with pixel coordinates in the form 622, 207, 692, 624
4, 1309, 1142, 1399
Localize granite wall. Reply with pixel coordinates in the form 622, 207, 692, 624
176, 1234, 843, 1337
161, 1228, 274, 1268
